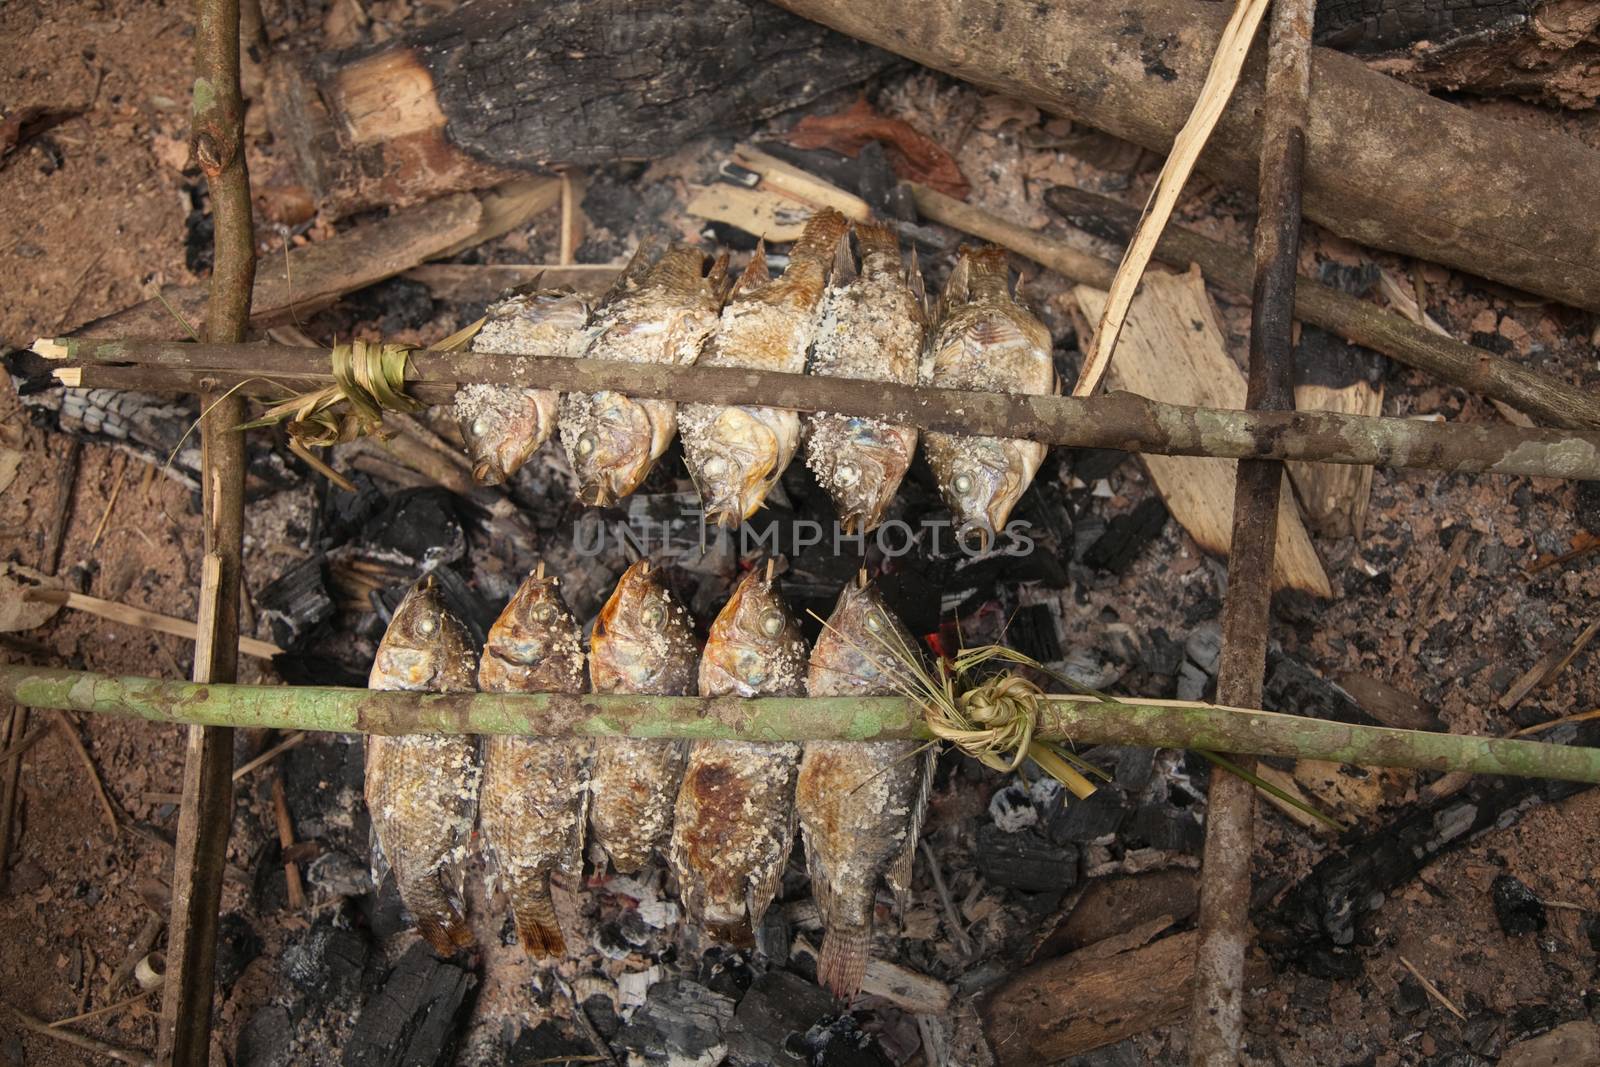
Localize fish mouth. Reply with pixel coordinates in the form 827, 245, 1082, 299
472, 457, 507, 486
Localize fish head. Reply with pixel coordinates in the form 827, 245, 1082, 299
564, 390, 657, 506
935, 436, 1024, 552
689, 407, 782, 528
700, 565, 807, 697
370, 574, 474, 691
481, 564, 584, 692
590, 560, 698, 695
808, 574, 920, 696
457, 386, 555, 486
810, 417, 917, 534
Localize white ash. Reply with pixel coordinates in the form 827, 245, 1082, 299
988, 780, 1038, 832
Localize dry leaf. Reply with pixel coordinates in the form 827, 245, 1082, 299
0, 562, 62, 633
786, 96, 970, 200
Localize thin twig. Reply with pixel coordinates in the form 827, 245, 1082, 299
3, 1003, 155, 1067
53, 710, 121, 837
87, 451, 129, 552
1397, 955, 1467, 1021
919, 841, 975, 958
22, 587, 281, 659
0, 723, 50, 767
231, 730, 306, 782
41, 440, 82, 576
48, 988, 156, 1029
270, 774, 306, 910
0, 707, 26, 890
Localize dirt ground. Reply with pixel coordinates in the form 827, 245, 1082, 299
2, 0, 1599, 1065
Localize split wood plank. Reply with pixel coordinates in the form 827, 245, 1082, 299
1075, 272, 1332, 598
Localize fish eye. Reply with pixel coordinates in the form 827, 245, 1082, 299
417, 615, 437, 634
759, 609, 784, 637
531, 603, 555, 621
703, 456, 727, 477
576, 433, 597, 456
953, 472, 974, 495
864, 612, 883, 633
641, 601, 665, 629
746, 667, 767, 685
471, 417, 489, 437
834, 463, 860, 487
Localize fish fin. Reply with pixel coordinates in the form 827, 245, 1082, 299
800, 821, 835, 929
400, 865, 476, 955
935, 252, 970, 326
831, 225, 858, 285
599, 233, 661, 307
906, 247, 930, 326
708, 250, 733, 304
887, 745, 936, 912
509, 871, 567, 959
731, 241, 769, 299
368, 824, 391, 894
817, 924, 871, 1001
789, 208, 851, 269
744, 801, 797, 931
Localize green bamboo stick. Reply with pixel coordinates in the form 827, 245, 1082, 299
2, 664, 1597, 784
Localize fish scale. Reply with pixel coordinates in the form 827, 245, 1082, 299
670, 565, 808, 944
588, 559, 700, 875
922, 245, 1056, 549
680, 209, 851, 526
477, 564, 589, 959
365, 576, 481, 956
797, 576, 932, 998
804, 221, 926, 533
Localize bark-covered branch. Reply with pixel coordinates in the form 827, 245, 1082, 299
2, 665, 1598, 784
42, 338, 1600, 481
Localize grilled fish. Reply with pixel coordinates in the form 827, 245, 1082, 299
477, 562, 588, 959
797, 574, 932, 998
366, 575, 481, 955
456, 288, 591, 485
671, 563, 808, 943
680, 209, 851, 526
922, 246, 1055, 549
804, 223, 925, 534
559, 245, 727, 506
587, 559, 699, 874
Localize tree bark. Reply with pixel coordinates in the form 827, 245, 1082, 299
264, 0, 897, 215
771, 0, 1600, 312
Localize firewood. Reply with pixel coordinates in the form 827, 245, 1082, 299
264, 0, 897, 216
772, 0, 1600, 312
1075, 271, 1334, 598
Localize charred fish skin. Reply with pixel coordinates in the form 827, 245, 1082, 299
923, 246, 1055, 550
587, 559, 700, 875
671, 565, 808, 944
477, 564, 589, 960
804, 222, 926, 534
365, 575, 481, 956
797, 577, 931, 999
456, 288, 592, 486
559, 245, 727, 506
680, 209, 852, 527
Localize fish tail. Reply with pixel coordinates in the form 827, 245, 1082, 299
509, 872, 567, 959
817, 923, 871, 1000
790, 208, 851, 267
402, 874, 476, 956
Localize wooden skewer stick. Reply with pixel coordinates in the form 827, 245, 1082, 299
22, 588, 282, 660
270, 774, 307, 910
3, 1004, 155, 1067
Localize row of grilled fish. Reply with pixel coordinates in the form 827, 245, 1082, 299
456, 210, 1055, 547
365, 563, 930, 998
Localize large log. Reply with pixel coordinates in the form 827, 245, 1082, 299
265, 0, 897, 216
771, 0, 1600, 312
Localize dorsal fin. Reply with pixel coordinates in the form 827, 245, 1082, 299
598, 233, 661, 307
907, 247, 929, 325
707, 250, 733, 304
731, 241, 770, 300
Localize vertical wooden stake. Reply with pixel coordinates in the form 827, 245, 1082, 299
1189, 0, 1316, 1063
158, 0, 255, 1057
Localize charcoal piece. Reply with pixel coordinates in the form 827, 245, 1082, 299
1082, 497, 1168, 573
1048, 790, 1128, 844
1007, 603, 1062, 665
615, 979, 736, 1065
1492, 875, 1547, 936
361, 488, 466, 568
1264, 651, 1382, 727
1127, 804, 1204, 853
1510, 1003, 1561, 1042
282, 916, 370, 1011
185, 183, 214, 274
508, 1021, 591, 1062
1575, 481, 1600, 537
1299, 945, 1363, 980
1141, 628, 1184, 677
691, 946, 756, 1001
320, 471, 386, 548
256, 556, 334, 650
1113, 746, 1157, 794
341, 942, 475, 1067
854, 140, 897, 215
1461, 1015, 1504, 1058
989, 781, 1039, 833
1059, 1039, 1143, 1067
1585, 914, 1600, 953
1185, 623, 1222, 677
725, 971, 836, 1067
237, 1005, 293, 1067
1072, 449, 1128, 482
214, 912, 262, 992
976, 823, 1078, 893
583, 994, 623, 1039
799, 1015, 894, 1067
344, 277, 437, 334
1396, 975, 1430, 1015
